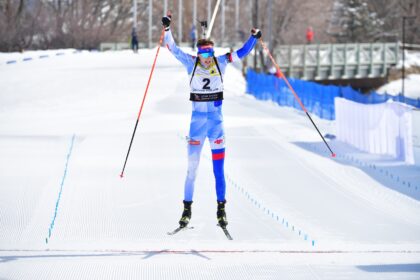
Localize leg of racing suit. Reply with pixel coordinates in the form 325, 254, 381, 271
184, 111, 206, 202
208, 109, 226, 202
184, 139, 204, 201
211, 147, 226, 202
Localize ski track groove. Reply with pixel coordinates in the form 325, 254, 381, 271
177, 132, 303, 243
304, 153, 420, 228
260, 123, 420, 231
2, 49, 420, 280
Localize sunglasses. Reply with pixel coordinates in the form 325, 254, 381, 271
199, 52, 214, 58
198, 46, 214, 58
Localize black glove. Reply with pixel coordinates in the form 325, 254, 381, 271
162, 15, 171, 30
251, 28, 262, 39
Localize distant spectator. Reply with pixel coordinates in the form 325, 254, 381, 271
131, 28, 139, 53
190, 25, 197, 51
306, 26, 314, 44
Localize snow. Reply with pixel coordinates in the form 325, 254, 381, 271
0, 49, 81, 65
377, 74, 420, 99
378, 50, 420, 99
396, 50, 420, 69
1, 48, 420, 279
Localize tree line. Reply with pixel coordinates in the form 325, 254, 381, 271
0, 0, 134, 51
0, 0, 418, 52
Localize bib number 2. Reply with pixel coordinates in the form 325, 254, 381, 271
202, 78, 210, 90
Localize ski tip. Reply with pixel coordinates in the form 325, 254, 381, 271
331, 153, 336, 158
119, 173, 124, 178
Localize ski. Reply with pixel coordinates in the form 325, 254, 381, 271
219, 225, 233, 240
167, 226, 193, 236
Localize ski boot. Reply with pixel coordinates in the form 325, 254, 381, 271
179, 200, 192, 228
217, 200, 228, 228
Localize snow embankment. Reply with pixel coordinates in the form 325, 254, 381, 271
377, 74, 420, 99
396, 50, 420, 69
0, 49, 86, 65
377, 50, 420, 99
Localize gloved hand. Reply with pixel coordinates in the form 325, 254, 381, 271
162, 15, 172, 30
251, 28, 262, 39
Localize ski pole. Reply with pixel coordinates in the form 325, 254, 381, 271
206, 0, 222, 39
120, 28, 166, 178
258, 38, 336, 158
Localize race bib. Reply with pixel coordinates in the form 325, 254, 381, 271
190, 62, 223, 94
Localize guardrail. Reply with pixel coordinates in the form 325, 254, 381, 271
248, 42, 399, 80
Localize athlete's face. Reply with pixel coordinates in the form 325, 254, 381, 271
198, 54, 213, 68
198, 45, 214, 68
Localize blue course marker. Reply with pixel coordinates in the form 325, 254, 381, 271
45, 134, 76, 244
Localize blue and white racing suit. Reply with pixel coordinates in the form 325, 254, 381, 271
164, 30, 257, 202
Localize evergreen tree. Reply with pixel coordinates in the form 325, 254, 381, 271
328, 0, 384, 42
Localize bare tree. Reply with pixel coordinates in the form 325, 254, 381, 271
7, 0, 416, 53
0, 0, 43, 51
0, 0, 135, 51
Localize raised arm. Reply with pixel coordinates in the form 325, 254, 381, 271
162, 15, 195, 73
217, 28, 262, 65
236, 28, 262, 59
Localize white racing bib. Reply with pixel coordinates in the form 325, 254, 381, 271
189, 59, 223, 101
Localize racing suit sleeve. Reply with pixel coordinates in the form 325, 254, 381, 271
217, 35, 257, 65
236, 35, 258, 59
164, 29, 196, 74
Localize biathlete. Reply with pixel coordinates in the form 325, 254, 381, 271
162, 14, 261, 229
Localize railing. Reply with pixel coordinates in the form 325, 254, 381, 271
99, 42, 148, 51
248, 42, 399, 80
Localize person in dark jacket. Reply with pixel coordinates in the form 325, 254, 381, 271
131, 28, 139, 53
